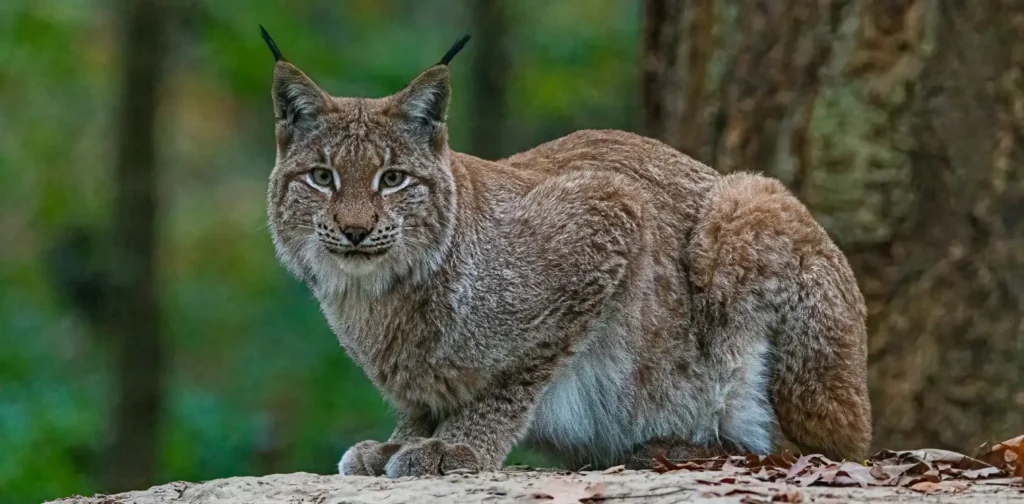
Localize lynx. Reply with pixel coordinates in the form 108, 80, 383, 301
261, 28, 871, 477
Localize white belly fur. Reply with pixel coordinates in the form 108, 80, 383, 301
525, 317, 776, 465
526, 318, 637, 465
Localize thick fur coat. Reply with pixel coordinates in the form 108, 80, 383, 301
263, 32, 872, 477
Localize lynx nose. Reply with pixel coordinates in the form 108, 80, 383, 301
342, 227, 371, 245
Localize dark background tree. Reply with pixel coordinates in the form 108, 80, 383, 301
642, 0, 1024, 451
103, 0, 170, 492
468, 0, 511, 160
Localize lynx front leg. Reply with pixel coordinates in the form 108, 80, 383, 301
338, 410, 435, 476
384, 374, 547, 478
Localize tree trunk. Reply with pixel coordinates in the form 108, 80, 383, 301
857, 0, 1024, 451
104, 0, 169, 492
642, 0, 1024, 451
468, 0, 511, 160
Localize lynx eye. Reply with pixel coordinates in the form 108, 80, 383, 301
309, 168, 334, 188
379, 170, 407, 189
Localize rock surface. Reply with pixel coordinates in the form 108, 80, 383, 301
46, 469, 1024, 504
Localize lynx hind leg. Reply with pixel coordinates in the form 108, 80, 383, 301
690, 173, 872, 461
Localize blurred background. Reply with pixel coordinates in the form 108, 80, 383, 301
0, 0, 1021, 502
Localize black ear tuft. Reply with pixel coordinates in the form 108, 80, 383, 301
438, 34, 471, 66
260, 24, 285, 62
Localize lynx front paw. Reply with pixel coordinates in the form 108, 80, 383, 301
338, 440, 403, 476
383, 438, 483, 478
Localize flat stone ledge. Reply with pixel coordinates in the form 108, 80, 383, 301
46, 469, 1024, 504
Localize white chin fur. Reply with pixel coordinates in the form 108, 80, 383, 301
283, 232, 446, 300
328, 253, 388, 276
297, 239, 402, 298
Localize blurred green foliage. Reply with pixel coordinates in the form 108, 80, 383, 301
0, 1, 640, 502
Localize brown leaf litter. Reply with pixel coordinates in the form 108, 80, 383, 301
642, 433, 1024, 500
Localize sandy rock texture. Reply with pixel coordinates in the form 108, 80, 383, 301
46, 468, 1024, 504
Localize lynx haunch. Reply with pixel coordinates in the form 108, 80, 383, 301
262, 28, 871, 477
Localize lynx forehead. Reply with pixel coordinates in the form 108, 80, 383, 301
262, 26, 871, 478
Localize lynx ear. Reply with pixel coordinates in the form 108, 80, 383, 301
272, 64, 327, 132
390, 35, 471, 144
394, 66, 452, 130
261, 25, 326, 135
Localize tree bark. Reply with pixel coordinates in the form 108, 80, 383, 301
104, 0, 168, 492
856, 0, 1024, 450
468, 0, 511, 160
642, 0, 1024, 451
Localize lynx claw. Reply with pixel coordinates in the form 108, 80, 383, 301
338, 440, 403, 476
384, 438, 483, 478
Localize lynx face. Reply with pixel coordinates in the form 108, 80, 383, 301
266, 60, 457, 296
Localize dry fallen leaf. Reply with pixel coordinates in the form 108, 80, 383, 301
700, 484, 775, 498
791, 471, 822, 487
774, 489, 804, 503
721, 459, 750, 474
739, 490, 803, 504
818, 470, 863, 487
871, 448, 991, 471
529, 480, 606, 502
751, 467, 773, 481
976, 434, 1024, 475
747, 450, 798, 471
785, 454, 826, 480
963, 467, 1004, 479
647, 433, 1021, 495
909, 481, 940, 494
653, 454, 683, 473
601, 465, 625, 475
577, 482, 608, 503
909, 480, 970, 494
945, 481, 971, 492
1008, 438, 1024, 478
